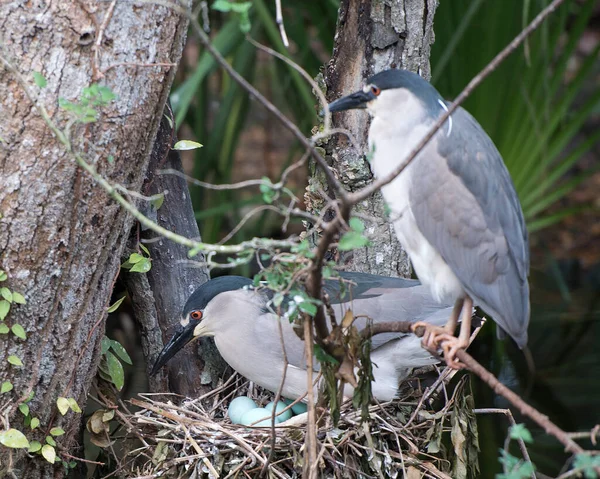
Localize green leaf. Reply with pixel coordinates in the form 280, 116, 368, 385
338, 231, 370, 251
348, 217, 365, 233
30, 417, 40, 430
0, 287, 13, 302
173, 140, 203, 151
0, 428, 30, 448
106, 351, 125, 390
129, 258, 151, 273
107, 296, 126, 313
0, 300, 10, 320
0, 324, 8, 334
56, 397, 70, 415
11, 324, 26, 340
45, 435, 56, 447
110, 340, 132, 365
139, 243, 150, 256
50, 427, 65, 437
33, 72, 47, 88
298, 301, 317, 316
41, 444, 56, 463
67, 398, 82, 413
101, 336, 111, 354
127, 253, 144, 264
11, 292, 25, 304
1, 381, 13, 393
28, 440, 42, 453
18, 404, 29, 416
7, 355, 23, 366
150, 193, 164, 210
0, 271, 7, 281
212, 0, 233, 12
574, 453, 600, 479
509, 423, 533, 443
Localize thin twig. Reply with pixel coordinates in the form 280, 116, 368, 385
274, 0, 289, 47
303, 314, 318, 478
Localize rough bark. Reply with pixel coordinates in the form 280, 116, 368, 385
318, 0, 437, 277
0, 0, 189, 475
124, 107, 229, 397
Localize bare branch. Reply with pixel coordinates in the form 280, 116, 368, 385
274, 0, 289, 48
457, 349, 583, 455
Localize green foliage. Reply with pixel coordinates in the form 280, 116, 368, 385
497, 424, 535, 478
338, 218, 370, 251
172, 1, 337, 246
432, 0, 599, 231
0, 300, 10, 320
98, 336, 132, 391
7, 355, 23, 366
509, 423, 533, 443
573, 454, 600, 479
11, 323, 26, 340
1, 381, 12, 393
497, 450, 536, 479
173, 140, 203, 151
50, 427, 65, 437
0, 428, 29, 449
107, 295, 126, 313
41, 443, 56, 463
32, 72, 47, 88
212, 0, 253, 33
122, 250, 152, 273
56, 396, 82, 415
59, 84, 116, 124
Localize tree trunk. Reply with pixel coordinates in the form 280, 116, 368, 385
124, 107, 229, 397
0, 1, 189, 475
320, 0, 437, 277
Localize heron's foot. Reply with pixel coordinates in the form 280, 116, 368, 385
411, 322, 466, 370
440, 336, 468, 370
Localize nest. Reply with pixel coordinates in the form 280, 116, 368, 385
106, 366, 479, 478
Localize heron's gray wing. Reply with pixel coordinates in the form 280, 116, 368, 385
409, 107, 529, 346
327, 272, 454, 350
324, 271, 421, 303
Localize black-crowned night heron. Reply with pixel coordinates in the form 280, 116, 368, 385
328, 69, 530, 365
151, 272, 461, 401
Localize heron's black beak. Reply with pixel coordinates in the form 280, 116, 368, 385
327, 90, 375, 113
150, 322, 197, 375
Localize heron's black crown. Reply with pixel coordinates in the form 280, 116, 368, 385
368, 69, 445, 118
184, 276, 253, 315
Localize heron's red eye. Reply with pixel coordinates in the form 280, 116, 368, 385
371, 85, 381, 96
190, 310, 203, 320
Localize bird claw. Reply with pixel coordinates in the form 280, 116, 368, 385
412, 322, 466, 370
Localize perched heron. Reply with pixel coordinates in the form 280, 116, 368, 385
151, 272, 463, 401
328, 69, 530, 365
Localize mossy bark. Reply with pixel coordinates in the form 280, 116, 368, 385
0, 1, 190, 475
316, 0, 438, 277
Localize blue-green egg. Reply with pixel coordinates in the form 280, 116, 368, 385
240, 408, 272, 427
283, 398, 308, 415
227, 396, 258, 425
265, 401, 293, 422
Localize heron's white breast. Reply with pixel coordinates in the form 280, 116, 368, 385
368, 118, 465, 304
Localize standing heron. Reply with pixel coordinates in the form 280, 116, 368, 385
328, 69, 530, 366
151, 272, 464, 401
